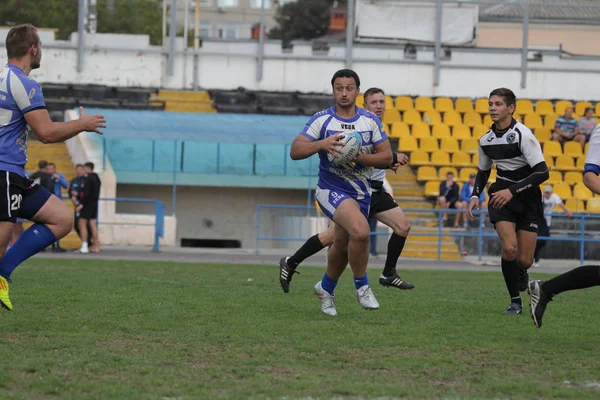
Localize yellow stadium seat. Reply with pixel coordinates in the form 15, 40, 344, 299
543, 141, 563, 158
587, 198, 600, 213
463, 111, 482, 127
475, 98, 489, 114
564, 198, 585, 213
410, 150, 430, 166
534, 128, 552, 142
412, 122, 431, 138
585, 142, 589, 154
524, 113, 544, 129
546, 170, 563, 185
399, 136, 418, 152
461, 138, 479, 154
564, 141, 583, 158
564, 171, 583, 185
452, 125, 472, 140
357, 94, 364, 106
395, 96, 413, 111
390, 122, 410, 138
489, 168, 497, 183
576, 156, 586, 170
556, 101, 573, 115
420, 137, 440, 152
423, 110, 442, 125
432, 124, 451, 139
439, 167, 459, 179
435, 97, 454, 112
544, 155, 555, 169
535, 100, 554, 116
430, 150, 451, 166
441, 137, 460, 154
455, 98, 474, 113
424, 181, 440, 197
472, 152, 479, 166
544, 114, 558, 130
576, 101, 593, 116
472, 125, 489, 138
385, 96, 394, 109
553, 182, 572, 200
458, 167, 478, 182
403, 109, 422, 125
595, 103, 600, 117
555, 155, 576, 171
383, 109, 401, 124
573, 183, 593, 200
443, 110, 463, 127
516, 99, 534, 115
415, 97, 434, 112
417, 166, 438, 182
452, 151, 472, 167
483, 114, 493, 127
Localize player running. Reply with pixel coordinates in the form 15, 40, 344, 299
279, 87, 414, 294
0, 24, 106, 311
528, 124, 600, 328
289, 69, 393, 316
467, 88, 549, 316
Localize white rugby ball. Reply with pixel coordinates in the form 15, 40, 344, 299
327, 131, 363, 166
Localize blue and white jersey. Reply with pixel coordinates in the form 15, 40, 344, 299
301, 106, 388, 199
0, 64, 46, 177
584, 124, 600, 175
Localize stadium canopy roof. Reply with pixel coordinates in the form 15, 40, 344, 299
479, 0, 600, 25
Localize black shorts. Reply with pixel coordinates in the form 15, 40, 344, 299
368, 189, 398, 219
0, 171, 52, 223
487, 181, 543, 233
79, 202, 98, 220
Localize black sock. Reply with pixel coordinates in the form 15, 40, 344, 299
383, 233, 407, 277
501, 258, 520, 301
542, 265, 600, 298
287, 234, 325, 269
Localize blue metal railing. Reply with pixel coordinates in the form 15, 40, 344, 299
255, 204, 600, 264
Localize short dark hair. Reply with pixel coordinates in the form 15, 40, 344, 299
75, 163, 84, 168
84, 162, 95, 171
489, 88, 516, 108
47, 162, 55, 167
447, 171, 454, 176
38, 160, 48, 169
6, 24, 40, 59
363, 87, 385, 102
331, 69, 360, 88
585, 107, 593, 114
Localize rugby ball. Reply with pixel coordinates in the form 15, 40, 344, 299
327, 131, 363, 166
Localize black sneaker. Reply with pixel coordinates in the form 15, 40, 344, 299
528, 280, 551, 328
279, 257, 298, 294
379, 273, 414, 290
517, 268, 529, 292
502, 302, 522, 315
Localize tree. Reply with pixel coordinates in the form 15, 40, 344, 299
0, 0, 79, 40
269, 0, 345, 46
96, 0, 163, 45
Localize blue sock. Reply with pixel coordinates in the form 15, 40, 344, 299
321, 272, 338, 295
354, 274, 369, 290
0, 224, 56, 280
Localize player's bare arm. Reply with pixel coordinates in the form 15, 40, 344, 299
467, 168, 491, 220
584, 171, 600, 195
290, 133, 344, 160
25, 106, 106, 144
354, 140, 393, 168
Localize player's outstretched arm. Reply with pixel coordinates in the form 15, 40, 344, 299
584, 170, 600, 195
355, 139, 393, 168
25, 106, 106, 144
290, 133, 343, 160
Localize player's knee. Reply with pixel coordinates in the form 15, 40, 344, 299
502, 245, 518, 260
349, 226, 370, 243
518, 256, 533, 269
54, 211, 74, 239
319, 231, 334, 247
392, 219, 411, 237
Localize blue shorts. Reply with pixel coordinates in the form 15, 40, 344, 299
315, 186, 370, 220
0, 171, 52, 223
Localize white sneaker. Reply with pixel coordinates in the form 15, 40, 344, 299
314, 281, 337, 316
357, 284, 380, 310
79, 243, 89, 254
532, 261, 540, 268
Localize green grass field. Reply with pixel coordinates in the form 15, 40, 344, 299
1, 258, 599, 400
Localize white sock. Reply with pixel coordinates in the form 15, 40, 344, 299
81, 242, 89, 251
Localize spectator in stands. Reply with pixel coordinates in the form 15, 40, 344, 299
44, 162, 69, 252
438, 172, 461, 227
69, 164, 92, 248
552, 106, 578, 143
576, 107, 596, 150
457, 173, 486, 227
30, 160, 54, 193
75, 162, 101, 254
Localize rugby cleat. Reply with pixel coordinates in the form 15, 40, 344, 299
528, 280, 551, 328
502, 302, 522, 315
0, 276, 12, 311
314, 281, 337, 316
379, 273, 414, 290
278, 257, 298, 293
357, 285, 380, 310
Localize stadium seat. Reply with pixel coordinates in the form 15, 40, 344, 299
410, 150, 430, 166
564, 141, 583, 158
458, 167, 478, 182
564, 171, 583, 185
544, 114, 558, 130
573, 183, 593, 201
595, 103, 600, 117
524, 113, 544, 129
443, 110, 463, 127
390, 122, 410, 138
420, 137, 440, 152
587, 198, 600, 213
455, 98, 474, 113
472, 125, 489, 138
424, 181, 440, 197
564, 198, 585, 213
395, 96, 413, 111
461, 138, 479, 154
415, 97, 434, 112
576, 156, 586, 170
585, 142, 589, 155
488, 168, 497, 183
576, 101, 593, 116
483, 114, 493, 127
412, 122, 431, 138
383, 109, 401, 124
556, 100, 573, 115
452, 151, 472, 167
553, 182, 572, 200
535, 100, 554, 116
435, 97, 454, 112
399, 136, 419, 152
472, 152, 479, 166
555, 155, 576, 171
475, 98, 489, 114
438, 166, 459, 179
385, 96, 394, 109
432, 124, 451, 139
546, 170, 563, 185
423, 110, 442, 125
463, 111, 483, 128
417, 166, 438, 182
544, 155, 555, 169
441, 137, 460, 154
403, 109, 422, 125
516, 99, 535, 115
452, 125, 472, 140
430, 150, 451, 166
534, 127, 552, 142
543, 141, 563, 158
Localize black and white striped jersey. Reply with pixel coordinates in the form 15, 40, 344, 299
478, 119, 545, 184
